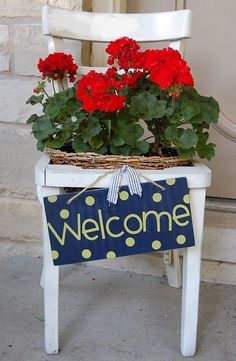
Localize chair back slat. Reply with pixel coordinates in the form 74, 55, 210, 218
42, 6, 192, 43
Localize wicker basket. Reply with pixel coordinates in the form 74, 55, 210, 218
46, 148, 192, 170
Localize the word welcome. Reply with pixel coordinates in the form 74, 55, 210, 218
47, 204, 190, 246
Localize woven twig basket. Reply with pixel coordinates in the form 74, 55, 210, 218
47, 148, 192, 170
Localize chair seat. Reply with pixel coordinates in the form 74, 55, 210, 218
36, 154, 211, 189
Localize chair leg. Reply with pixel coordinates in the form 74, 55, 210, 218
40, 186, 61, 354
181, 188, 206, 357
164, 250, 182, 288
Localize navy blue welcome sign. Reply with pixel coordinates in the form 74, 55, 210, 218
44, 177, 195, 266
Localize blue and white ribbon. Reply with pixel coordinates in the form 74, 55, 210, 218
67, 165, 165, 205
107, 165, 142, 205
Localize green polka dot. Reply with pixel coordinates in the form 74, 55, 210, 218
152, 240, 162, 250
125, 237, 135, 247
166, 178, 176, 186
48, 195, 57, 203
51, 250, 59, 260
152, 193, 162, 202
119, 191, 129, 201
85, 196, 95, 206
106, 251, 116, 259
60, 209, 70, 219
183, 194, 190, 204
82, 249, 92, 259
176, 235, 186, 245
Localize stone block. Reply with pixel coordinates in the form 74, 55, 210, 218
13, 24, 82, 76
0, 25, 9, 49
0, 53, 10, 72
0, 0, 83, 17
48, 0, 82, 10
0, 122, 41, 198
0, 76, 43, 123
0, 25, 10, 72
0, 196, 41, 242
0, 0, 46, 17
13, 24, 48, 76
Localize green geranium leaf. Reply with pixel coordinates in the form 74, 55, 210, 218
110, 133, 125, 147
26, 94, 44, 105
89, 135, 104, 149
64, 87, 75, 99
72, 137, 93, 152
26, 114, 38, 124
130, 92, 167, 120
180, 100, 201, 121
196, 131, 209, 143
114, 117, 143, 145
81, 116, 102, 142
165, 106, 175, 117
177, 129, 198, 149
44, 93, 68, 118
199, 101, 219, 124
196, 142, 215, 160
101, 119, 112, 136
131, 140, 150, 155
94, 144, 108, 155
164, 125, 178, 141
36, 139, 47, 152
32, 115, 56, 141
177, 147, 195, 159
48, 130, 72, 149
110, 144, 132, 156
123, 123, 144, 145
148, 84, 161, 96
182, 88, 220, 125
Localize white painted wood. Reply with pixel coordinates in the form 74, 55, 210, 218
44, 163, 211, 189
181, 188, 206, 357
165, 250, 182, 288
78, 65, 107, 75
37, 185, 61, 354
42, 6, 191, 43
35, 154, 50, 186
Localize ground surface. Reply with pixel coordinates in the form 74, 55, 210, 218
0, 245, 236, 361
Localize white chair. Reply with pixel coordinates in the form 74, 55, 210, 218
35, 5, 210, 356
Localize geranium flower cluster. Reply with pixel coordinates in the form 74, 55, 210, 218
76, 70, 126, 112
38, 52, 78, 83
76, 37, 194, 113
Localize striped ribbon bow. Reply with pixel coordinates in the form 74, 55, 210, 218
107, 165, 142, 205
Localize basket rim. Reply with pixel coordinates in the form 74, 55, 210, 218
46, 147, 191, 161
46, 148, 193, 170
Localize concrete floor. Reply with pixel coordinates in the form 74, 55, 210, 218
0, 247, 236, 361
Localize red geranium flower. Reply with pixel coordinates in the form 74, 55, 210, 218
76, 70, 126, 113
143, 48, 194, 89
106, 37, 140, 70
38, 52, 78, 83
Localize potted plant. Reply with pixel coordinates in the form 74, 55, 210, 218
26, 37, 219, 168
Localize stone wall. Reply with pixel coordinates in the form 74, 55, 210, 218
0, 0, 86, 243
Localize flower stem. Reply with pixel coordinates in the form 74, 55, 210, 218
43, 88, 50, 98
59, 79, 65, 91
143, 135, 155, 141
172, 96, 175, 109
52, 80, 56, 94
